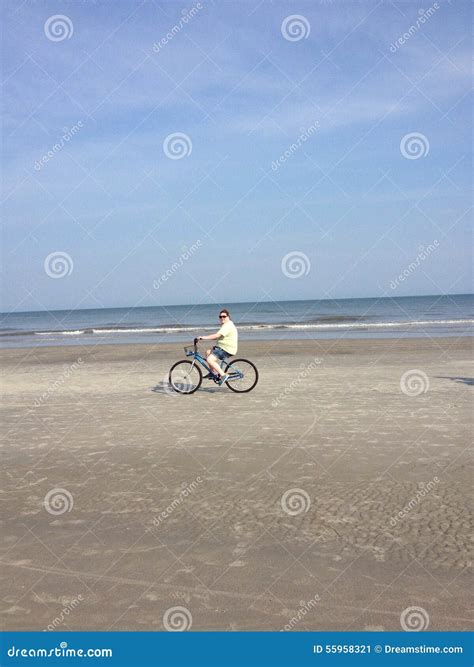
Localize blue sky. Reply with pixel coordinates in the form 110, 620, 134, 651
1, 0, 472, 311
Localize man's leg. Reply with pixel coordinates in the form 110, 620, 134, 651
206, 352, 223, 378
202, 349, 213, 378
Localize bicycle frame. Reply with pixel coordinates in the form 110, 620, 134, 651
188, 344, 243, 380
190, 350, 212, 373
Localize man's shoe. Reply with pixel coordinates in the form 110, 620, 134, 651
218, 374, 229, 386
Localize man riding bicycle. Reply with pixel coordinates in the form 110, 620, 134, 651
198, 309, 238, 385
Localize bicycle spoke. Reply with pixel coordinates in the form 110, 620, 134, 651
224, 359, 258, 392
169, 361, 202, 394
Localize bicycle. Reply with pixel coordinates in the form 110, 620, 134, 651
168, 338, 259, 394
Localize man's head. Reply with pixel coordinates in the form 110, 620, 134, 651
219, 309, 230, 322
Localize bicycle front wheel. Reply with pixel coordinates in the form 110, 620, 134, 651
223, 359, 259, 393
168, 360, 202, 394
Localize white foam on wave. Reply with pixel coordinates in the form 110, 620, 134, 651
91, 326, 210, 334
31, 318, 474, 337
280, 319, 474, 330
35, 329, 85, 336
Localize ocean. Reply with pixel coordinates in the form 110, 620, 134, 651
0, 294, 472, 349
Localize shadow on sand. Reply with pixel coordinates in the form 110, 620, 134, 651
151, 381, 220, 394
435, 376, 474, 386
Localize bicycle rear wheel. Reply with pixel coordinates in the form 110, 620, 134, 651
223, 358, 259, 393
168, 360, 202, 394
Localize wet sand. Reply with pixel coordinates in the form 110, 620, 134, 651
0, 337, 472, 631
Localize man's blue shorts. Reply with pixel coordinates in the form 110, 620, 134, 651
212, 346, 232, 362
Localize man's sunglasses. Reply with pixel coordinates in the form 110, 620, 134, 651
219, 314, 228, 319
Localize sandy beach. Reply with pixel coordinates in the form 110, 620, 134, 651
1, 336, 472, 632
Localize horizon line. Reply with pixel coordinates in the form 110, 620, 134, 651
1, 292, 472, 317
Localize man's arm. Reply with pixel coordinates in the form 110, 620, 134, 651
199, 331, 220, 341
